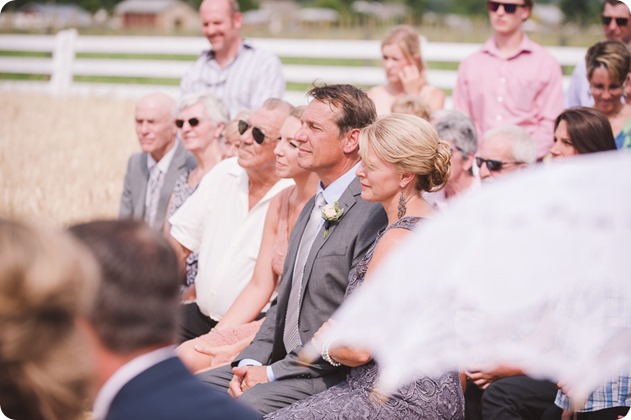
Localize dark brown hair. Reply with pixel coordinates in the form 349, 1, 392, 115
554, 107, 617, 154
307, 84, 377, 135
70, 220, 181, 354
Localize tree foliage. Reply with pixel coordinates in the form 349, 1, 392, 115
559, 0, 600, 27
405, 0, 431, 18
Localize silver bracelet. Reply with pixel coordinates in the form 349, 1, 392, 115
321, 338, 341, 367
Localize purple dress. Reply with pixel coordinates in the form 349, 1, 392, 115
265, 217, 465, 420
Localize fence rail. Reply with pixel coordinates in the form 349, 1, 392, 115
0, 30, 585, 106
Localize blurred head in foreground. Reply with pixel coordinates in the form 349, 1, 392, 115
0, 218, 99, 420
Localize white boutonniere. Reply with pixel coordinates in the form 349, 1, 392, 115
321, 202, 344, 238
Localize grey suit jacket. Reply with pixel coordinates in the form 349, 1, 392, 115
119, 140, 196, 230
237, 177, 387, 380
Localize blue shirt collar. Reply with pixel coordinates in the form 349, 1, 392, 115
319, 162, 360, 205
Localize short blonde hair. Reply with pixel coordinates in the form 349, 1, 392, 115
390, 95, 431, 121
586, 40, 631, 85
0, 219, 99, 420
224, 110, 252, 145
359, 114, 451, 193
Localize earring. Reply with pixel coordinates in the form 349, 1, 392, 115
398, 189, 407, 219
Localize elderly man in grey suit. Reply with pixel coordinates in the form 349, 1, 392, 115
119, 92, 196, 230
199, 84, 388, 415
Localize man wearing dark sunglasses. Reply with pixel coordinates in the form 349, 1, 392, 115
169, 98, 294, 345
453, 0, 564, 161
466, 125, 559, 420
180, 0, 284, 118
120, 92, 196, 231
475, 124, 535, 181
567, 0, 631, 108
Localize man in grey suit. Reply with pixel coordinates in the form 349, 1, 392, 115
119, 92, 196, 230
198, 84, 388, 414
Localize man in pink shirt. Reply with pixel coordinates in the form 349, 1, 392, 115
453, 0, 564, 160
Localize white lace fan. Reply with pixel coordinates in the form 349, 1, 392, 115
319, 151, 631, 406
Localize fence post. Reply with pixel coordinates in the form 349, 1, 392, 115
50, 28, 77, 94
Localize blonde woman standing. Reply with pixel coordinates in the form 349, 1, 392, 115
368, 25, 445, 115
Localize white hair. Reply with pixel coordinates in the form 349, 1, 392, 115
483, 125, 536, 164
177, 92, 229, 125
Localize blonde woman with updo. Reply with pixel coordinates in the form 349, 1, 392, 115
266, 114, 464, 420
368, 25, 445, 116
0, 219, 99, 420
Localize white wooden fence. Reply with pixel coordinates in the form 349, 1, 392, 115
0, 29, 585, 106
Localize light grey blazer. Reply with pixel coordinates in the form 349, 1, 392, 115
119, 140, 196, 230
237, 177, 387, 381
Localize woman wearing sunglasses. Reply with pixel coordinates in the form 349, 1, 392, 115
176, 106, 320, 373
586, 40, 631, 150
164, 92, 229, 290
367, 25, 445, 116
266, 114, 464, 420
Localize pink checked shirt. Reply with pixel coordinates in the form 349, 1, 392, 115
453, 35, 564, 159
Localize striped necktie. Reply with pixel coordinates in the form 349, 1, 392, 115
144, 166, 163, 228
283, 192, 326, 353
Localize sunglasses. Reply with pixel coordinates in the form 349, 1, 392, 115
238, 120, 271, 145
487, 1, 526, 13
175, 118, 200, 128
475, 157, 520, 172
601, 16, 629, 27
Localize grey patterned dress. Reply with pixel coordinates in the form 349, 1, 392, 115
169, 171, 199, 287
266, 217, 465, 420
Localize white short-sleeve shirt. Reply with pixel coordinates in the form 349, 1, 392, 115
169, 158, 293, 320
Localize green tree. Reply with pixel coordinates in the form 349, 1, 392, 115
405, 0, 430, 18
451, 0, 487, 16
560, 0, 600, 27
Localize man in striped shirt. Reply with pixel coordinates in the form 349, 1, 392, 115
180, 0, 285, 118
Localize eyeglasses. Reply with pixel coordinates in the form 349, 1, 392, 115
487, 1, 526, 14
601, 16, 629, 27
475, 157, 520, 172
589, 83, 623, 96
238, 120, 272, 145
175, 118, 200, 128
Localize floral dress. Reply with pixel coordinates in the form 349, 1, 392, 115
169, 171, 199, 287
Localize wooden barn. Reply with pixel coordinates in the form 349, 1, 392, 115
114, 0, 199, 32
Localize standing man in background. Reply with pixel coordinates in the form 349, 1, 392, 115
180, 0, 285, 118
453, 0, 564, 160
119, 92, 196, 231
566, 0, 631, 107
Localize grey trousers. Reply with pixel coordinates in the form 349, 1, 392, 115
197, 364, 344, 415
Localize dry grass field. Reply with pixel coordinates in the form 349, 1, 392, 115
0, 91, 140, 226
